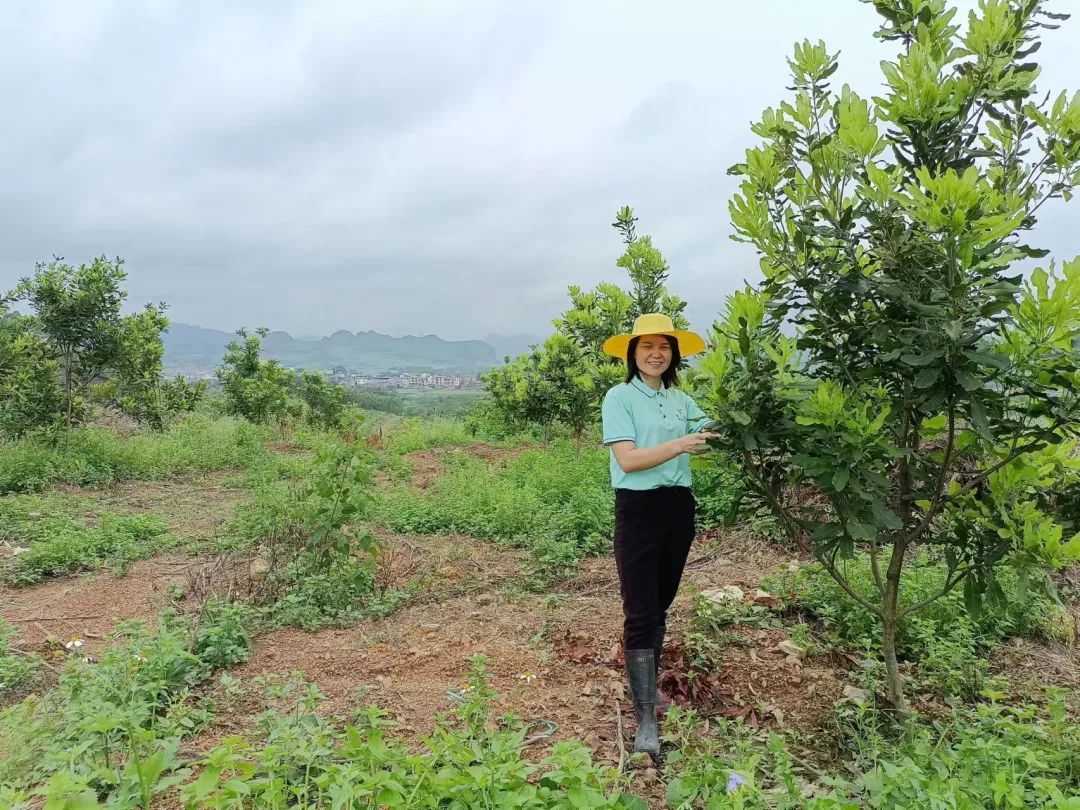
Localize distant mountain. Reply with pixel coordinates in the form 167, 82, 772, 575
163, 323, 497, 376
482, 333, 543, 362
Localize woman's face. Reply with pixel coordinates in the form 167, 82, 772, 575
635, 334, 673, 377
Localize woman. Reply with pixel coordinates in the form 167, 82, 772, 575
600, 312, 716, 760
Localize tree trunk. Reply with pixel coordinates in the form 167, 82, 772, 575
64, 350, 73, 428
882, 546, 909, 712
882, 611, 907, 712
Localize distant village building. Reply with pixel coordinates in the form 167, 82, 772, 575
329, 371, 478, 390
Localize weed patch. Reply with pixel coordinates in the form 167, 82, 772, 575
0, 493, 172, 584
0, 415, 280, 494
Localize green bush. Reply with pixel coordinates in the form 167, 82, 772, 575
690, 454, 745, 531
193, 599, 253, 670
662, 690, 1080, 809
0, 494, 172, 584
0, 615, 210, 793
247, 447, 383, 630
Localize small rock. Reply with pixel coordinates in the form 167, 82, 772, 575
248, 556, 271, 582
842, 685, 872, 704
701, 585, 745, 607
752, 588, 780, 607
778, 639, 805, 660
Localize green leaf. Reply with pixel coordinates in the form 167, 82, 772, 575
730, 410, 752, 426
915, 366, 940, 388
963, 350, 1011, 371
871, 501, 903, 530
969, 398, 991, 439
833, 467, 850, 492
848, 521, 877, 541
953, 368, 981, 391
901, 351, 942, 367
963, 577, 983, 617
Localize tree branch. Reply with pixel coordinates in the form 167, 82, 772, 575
816, 546, 881, 616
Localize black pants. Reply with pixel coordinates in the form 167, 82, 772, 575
613, 486, 696, 651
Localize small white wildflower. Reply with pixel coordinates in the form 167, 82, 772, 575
63, 638, 84, 650
516, 672, 537, 683
133, 652, 146, 662
82, 656, 94, 664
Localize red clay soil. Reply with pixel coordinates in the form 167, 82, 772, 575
190, 529, 838, 764
0, 553, 214, 657
52, 471, 248, 540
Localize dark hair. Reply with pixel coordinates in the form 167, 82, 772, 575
625, 335, 681, 388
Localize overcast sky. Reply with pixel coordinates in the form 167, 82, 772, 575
1, 1, 1077, 342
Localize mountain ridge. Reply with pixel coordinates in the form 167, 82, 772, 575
163, 322, 539, 376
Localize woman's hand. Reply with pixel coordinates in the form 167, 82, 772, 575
670, 432, 718, 455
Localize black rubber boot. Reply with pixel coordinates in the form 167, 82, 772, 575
625, 648, 660, 760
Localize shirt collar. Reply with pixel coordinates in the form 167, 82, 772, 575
630, 376, 666, 398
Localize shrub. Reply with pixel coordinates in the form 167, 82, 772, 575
249, 446, 381, 629
193, 598, 253, 670
0, 615, 210, 793
662, 689, 1080, 809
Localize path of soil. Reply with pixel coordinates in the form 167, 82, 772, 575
1, 473, 247, 664
179, 528, 844, 805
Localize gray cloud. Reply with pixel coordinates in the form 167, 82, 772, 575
1, 0, 1077, 342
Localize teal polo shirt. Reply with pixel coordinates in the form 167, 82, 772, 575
601, 377, 708, 490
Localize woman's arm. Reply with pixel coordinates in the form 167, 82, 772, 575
609, 433, 715, 473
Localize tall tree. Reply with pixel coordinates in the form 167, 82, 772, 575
10, 257, 168, 428
484, 206, 690, 434
216, 328, 292, 424
697, 0, 1080, 709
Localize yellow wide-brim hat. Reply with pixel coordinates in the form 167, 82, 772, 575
602, 313, 706, 359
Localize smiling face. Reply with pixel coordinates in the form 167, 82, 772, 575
634, 334, 673, 378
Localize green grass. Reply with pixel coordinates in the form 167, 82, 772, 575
0, 493, 173, 584
373, 440, 614, 580
661, 689, 1080, 809
0, 620, 39, 697
0, 415, 285, 494
381, 416, 479, 455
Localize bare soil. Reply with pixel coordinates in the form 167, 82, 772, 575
5, 468, 1079, 806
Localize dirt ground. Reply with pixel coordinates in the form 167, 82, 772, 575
4, 446, 1078, 806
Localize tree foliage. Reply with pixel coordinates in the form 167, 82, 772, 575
216, 328, 292, 424
482, 206, 689, 435
0, 302, 64, 437
293, 369, 352, 430
696, 0, 1080, 708
7, 257, 169, 430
